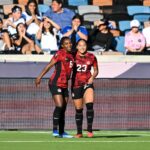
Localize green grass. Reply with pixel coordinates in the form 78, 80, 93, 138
0, 131, 150, 150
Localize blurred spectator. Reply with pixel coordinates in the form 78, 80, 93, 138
90, 19, 113, 52
36, 16, 61, 54
13, 23, 43, 54
3, 6, 25, 38
22, 0, 43, 54
22, 0, 41, 36
0, 18, 12, 51
61, 14, 88, 52
125, 20, 146, 55
44, 0, 75, 29
142, 22, 150, 54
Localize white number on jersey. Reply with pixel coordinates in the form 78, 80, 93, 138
77, 64, 87, 72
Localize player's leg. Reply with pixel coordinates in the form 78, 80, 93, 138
72, 87, 84, 138
84, 85, 94, 137
74, 99, 83, 138
58, 88, 73, 138
52, 94, 64, 136
49, 85, 64, 137
59, 96, 68, 135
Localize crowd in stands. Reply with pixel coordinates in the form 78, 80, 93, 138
0, 0, 150, 55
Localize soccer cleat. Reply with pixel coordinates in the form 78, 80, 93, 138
52, 130, 59, 137
61, 132, 73, 138
87, 132, 94, 138
74, 134, 83, 138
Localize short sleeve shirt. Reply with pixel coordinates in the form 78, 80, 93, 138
72, 52, 98, 88
49, 49, 74, 88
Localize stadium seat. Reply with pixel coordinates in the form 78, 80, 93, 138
114, 0, 142, 6
118, 20, 131, 33
17, 0, 28, 5
113, 36, 126, 54
105, 12, 131, 24
133, 13, 150, 23
82, 20, 93, 30
0, 0, 13, 5
119, 20, 143, 35
93, 0, 113, 6
38, 4, 50, 15
82, 12, 104, 22
77, 5, 100, 15
143, 0, 150, 6
127, 6, 150, 16
68, 0, 88, 6
102, 5, 127, 14
3, 4, 25, 16
43, 0, 52, 5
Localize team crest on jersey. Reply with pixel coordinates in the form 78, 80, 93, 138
57, 88, 62, 93
87, 61, 90, 65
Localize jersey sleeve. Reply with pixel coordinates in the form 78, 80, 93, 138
51, 50, 61, 62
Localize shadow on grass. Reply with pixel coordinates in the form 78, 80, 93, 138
84, 135, 141, 138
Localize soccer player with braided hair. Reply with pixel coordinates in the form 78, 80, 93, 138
35, 37, 74, 138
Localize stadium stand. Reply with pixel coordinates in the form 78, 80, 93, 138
3, 4, 25, 16
127, 5, 150, 16
17, 0, 28, 5
0, 6, 4, 19
0, 0, 149, 54
38, 4, 50, 15
92, 0, 113, 6
68, 0, 88, 6
77, 5, 100, 15
133, 13, 150, 23
143, 0, 150, 6
102, 5, 127, 14
82, 12, 104, 22
114, 0, 142, 6
43, 0, 52, 5
113, 36, 125, 54
0, 0, 13, 5
118, 20, 131, 34
104, 12, 131, 26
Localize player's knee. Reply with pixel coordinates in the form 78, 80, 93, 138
54, 106, 63, 114
86, 103, 93, 110
76, 108, 83, 114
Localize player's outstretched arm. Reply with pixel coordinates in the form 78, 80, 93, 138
35, 59, 56, 87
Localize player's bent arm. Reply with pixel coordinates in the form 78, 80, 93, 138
35, 59, 56, 87
88, 66, 99, 84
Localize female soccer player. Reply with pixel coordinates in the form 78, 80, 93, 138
71, 39, 99, 138
35, 37, 74, 138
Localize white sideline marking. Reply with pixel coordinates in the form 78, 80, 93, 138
0, 141, 150, 143
1, 131, 150, 137
0, 131, 150, 134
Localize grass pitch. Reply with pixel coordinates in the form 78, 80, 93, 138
0, 131, 150, 150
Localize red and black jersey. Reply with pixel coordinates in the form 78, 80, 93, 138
72, 52, 98, 88
49, 49, 74, 88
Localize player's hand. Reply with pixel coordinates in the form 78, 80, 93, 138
35, 77, 41, 87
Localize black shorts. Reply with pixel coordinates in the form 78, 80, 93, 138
71, 84, 94, 99
49, 84, 69, 97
